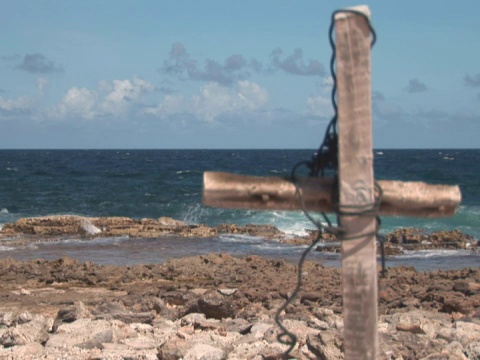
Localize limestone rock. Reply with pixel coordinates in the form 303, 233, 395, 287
250, 322, 274, 339
453, 280, 480, 295
179, 312, 207, 326
16, 312, 33, 324
221, 318, 252, 334
121, 336, 157, 350
218, 288, 237, 296
193, 290, 236, 320
227, 340, 270, 360
52, 301, 91, 332
421, 341, 469, 360
453, 320, 480, 347
0, 343, 45, 359
183, 343, 225, 360
258, 342, 292, 360
382, 310, 452, 339
0, 314, 52, 347
379, 330, 446, 359
46, 318, 115, 349
264, 319, 321, 344
157, 336, 191, 360
98, 311, 155, 324
92, 300, 155, 324
307, 330, 344, 360
0, 312, 15, 327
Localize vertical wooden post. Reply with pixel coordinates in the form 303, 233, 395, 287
202, 5, 460, 359
335, 6, 378, 359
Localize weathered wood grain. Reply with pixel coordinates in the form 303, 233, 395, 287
335, 7, 377, 359
203, 172, 461, 218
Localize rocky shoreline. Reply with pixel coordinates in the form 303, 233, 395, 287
0, 254, 478, 359
1, 215, 478, 256
0, 216, 479, 359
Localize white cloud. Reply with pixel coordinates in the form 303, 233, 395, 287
36, 77, 48, 95
306, 77, 333, 118
192, 83, 234, 122
46, 77, 268, 124
146, 80, 269, 122
48, 87, 97, 119
146, 94, 186, 115
99, 78, 155, 116
193, 80, 269, 122
47, 77, 155, 120
306, 95, 331, 117
237, 80, 269, 110
0, 95, 33, 117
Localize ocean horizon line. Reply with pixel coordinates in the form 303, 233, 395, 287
0, 147, 479, 151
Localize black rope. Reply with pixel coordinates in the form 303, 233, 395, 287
273, 163, 330, 358
308, 9, 376, 178
275, 9, 383, 359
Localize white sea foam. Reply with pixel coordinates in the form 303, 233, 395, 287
0, 208, 8, 214
279, 226, 310, 237
394, 249, 469, 259
219, 234, 262, 243
254, 242, 307, 251
183, 203, 207, 224
271, 212, 335, 237
176, 170, 200, 174
43, 236, 129, 247
86, 236, 130, 245
269, 169, 287, 174
0, 245, 15, 251
248, 211, 308, 236
80, 219, 102, 235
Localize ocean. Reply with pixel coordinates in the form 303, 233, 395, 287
0, 149, 478, 270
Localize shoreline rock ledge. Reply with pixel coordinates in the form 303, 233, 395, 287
0, 215, 478, 255
0, 215, 286, 240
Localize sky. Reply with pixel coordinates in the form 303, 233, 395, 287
1, 1, 479, 149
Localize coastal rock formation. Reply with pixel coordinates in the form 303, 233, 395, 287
0, 254, 478, 359
284, 228, 476, 255
0, 215, 477, 254
385, 228, 476, 250
0, 215, 216, 239
0, 215, 286, 241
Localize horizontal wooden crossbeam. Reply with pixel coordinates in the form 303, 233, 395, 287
203, 172, 461, 218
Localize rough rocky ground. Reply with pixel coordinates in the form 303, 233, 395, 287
0, 254, 478, 359
0, 216, 478, 358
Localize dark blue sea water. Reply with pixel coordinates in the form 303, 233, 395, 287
0, 149, 478, 270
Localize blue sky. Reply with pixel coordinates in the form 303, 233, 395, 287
1, 1, 479, 149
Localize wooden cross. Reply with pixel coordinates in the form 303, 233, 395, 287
202, 6, 461, 360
